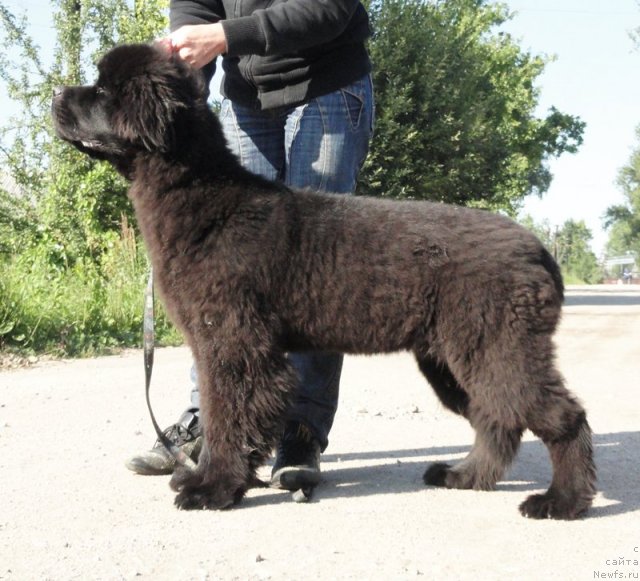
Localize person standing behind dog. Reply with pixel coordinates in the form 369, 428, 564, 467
126, 0, 374, 492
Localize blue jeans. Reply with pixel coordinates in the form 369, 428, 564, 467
191, 75, 374, 451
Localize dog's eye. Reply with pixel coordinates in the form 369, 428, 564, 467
95, 86, 108, 97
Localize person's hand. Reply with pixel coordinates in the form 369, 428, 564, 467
163, 23, 228, 69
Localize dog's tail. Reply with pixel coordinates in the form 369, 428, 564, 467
540, 246, 565, 303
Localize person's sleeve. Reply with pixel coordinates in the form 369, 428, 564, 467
221, 0, 362, 56
169, 0, 225, 30
169, 0, 226, 92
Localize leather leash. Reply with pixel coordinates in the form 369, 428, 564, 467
143, 269, 197, 471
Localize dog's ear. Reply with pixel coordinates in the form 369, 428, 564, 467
106, 45, 204, 152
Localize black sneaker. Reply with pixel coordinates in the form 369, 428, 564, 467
125, 409, 202, 475
271, 421, 322, 491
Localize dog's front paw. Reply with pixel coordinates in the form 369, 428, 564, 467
170, 467, 246, 510
174, 485, 240, 510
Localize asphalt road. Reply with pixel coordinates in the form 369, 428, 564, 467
1, 285, 639, 580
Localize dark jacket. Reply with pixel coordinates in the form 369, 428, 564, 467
170, 0, 372, 110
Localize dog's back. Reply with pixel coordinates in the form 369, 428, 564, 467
271, 190, 563, 356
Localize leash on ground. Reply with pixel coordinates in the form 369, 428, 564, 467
143, 269, 197, 471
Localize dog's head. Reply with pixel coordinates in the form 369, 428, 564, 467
51, 44, 205, 173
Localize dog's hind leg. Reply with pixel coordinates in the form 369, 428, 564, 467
423, 330, 595, 519
171, 335, 295, 510
423, 411, 524, 492
519, 369, 596, 520
415, 354, 469, 418
417, 351, 523, 490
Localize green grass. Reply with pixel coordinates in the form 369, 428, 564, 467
0, 221, 181, 358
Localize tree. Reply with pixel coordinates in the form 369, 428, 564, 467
521, 215, 602, 284
360, 0, 584, 211
519, 214, 553, 247
2, 0, 587, 247
0, 0, 167, 265
0, 1, 174, 355
604, 126, 640, 259
0, 3, 51, 196
554, 220, 601, 284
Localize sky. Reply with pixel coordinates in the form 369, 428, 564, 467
1, 0, 639, 256
501, 0, 640, 256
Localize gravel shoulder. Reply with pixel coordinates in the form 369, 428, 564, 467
1, 285, 639, 580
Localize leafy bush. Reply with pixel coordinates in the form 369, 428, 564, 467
360, 0, 584, 211
0, 218, 181, 356
0, 0, 174, 358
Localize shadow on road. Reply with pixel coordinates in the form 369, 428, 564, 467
243, 432, 640, 518
588, 431, 640, 518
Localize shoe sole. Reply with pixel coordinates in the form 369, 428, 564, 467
271, 466, 321, 491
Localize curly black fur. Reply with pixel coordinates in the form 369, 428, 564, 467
52, 44, 596, 518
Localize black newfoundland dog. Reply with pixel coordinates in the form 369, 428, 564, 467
52, 44, 596, 519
